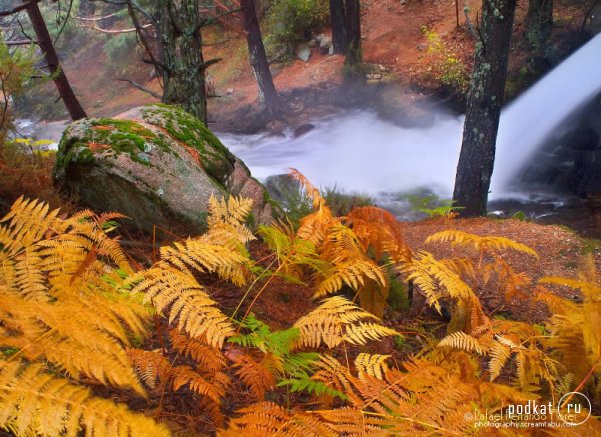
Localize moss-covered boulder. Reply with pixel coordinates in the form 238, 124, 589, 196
53, 104, 276, 234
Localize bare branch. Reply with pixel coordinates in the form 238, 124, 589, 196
117, 78, 161, 99
5, 39, 37, 45
78, 22, 151, 33
75, 12, 118, 21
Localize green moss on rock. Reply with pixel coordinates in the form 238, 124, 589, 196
141, 104, 235, 183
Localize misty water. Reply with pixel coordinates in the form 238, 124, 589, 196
17, 34, 601, 228
219, 33, 601, 221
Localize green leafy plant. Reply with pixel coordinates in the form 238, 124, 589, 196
264, 0, 329, 60
421, 27, 469, 93
407, 193, 460, 218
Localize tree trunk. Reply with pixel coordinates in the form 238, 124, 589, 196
241, 0, 279, 112
344, 0, 361, 65
330, 0, 347, 54
26, 1, 86, 120
525, 0, 553, 53
452, 0, 517, 217
157, 0, 207, 124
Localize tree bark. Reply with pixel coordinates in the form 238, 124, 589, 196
26, 1, 86, 120
344, 0, 361, 65
240, 0, 279, 112
525, 0, 553, 53
157, 0, 208, 124
330, 0, 347, 54
452, 0, 517, 217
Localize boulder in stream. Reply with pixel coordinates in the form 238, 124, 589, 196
53, 104, 278, 234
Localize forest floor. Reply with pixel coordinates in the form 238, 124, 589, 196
44, 0, 588, 132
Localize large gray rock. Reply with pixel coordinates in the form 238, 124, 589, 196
53, 104, 277, 234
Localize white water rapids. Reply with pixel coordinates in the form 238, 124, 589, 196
18, 33, 601, 209
220, 33, 601, 203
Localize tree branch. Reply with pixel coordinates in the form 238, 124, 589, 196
117, 78, 161, 99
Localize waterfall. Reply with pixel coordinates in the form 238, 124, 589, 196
492, 33, 601, 194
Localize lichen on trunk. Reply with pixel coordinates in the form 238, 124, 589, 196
157, 0, 208, 125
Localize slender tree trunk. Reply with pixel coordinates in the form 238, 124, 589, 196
452, 0, 517, 217
240, 0, 279, 112
157, 0, 207, 124
526, 0, 553, 53
344, 0, 361, 65
330, 0, 347, 54
26, 1, 86, 120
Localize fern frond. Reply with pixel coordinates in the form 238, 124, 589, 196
539, 276, 601, 298
0, 197, 62, 259
488, 341, 512, 381
0, 361, 169, 437
127, 349, 172, 390
294, 296, 398, 348
169, 329, 227, 373
135, 267, 235, 347
426, 230, 538, 258
288, 168, 325, 208
296, 204, 335, 246
171, 365, 226, 403
346, 206, 412, 263
315, 259, 386, 298
229, 352, 276, 400
158, 238, 249, 280
315, 224, 387, 298
206, 194, 255, 246
401, 250, 474, 314
220, 401, 337, 437
438, 332, 484, 356
354, 353, 390, 380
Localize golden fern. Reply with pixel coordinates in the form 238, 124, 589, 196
205, 194, 255, 247
169, 329, 227, 373
132, 195, 255, 346
288, 168, 325, 209
0, 196, 62, 259
536, 276, 601, 388
219, 401, 337, 437
268, 356, 533, 436
293, 296, 398, 348
0, 360, 169, 437
438, 331, 485, 356
315, 224, 386, 298
425, 230, 539, 258
258, 222, 325, 283
127, 349, 172, 391
354, 353, 390, 380
227, 352, 276, 400
345, 206, 412, 264
401, 250, 474, 314
0, 198, 149, 394
133, 268, 234, 347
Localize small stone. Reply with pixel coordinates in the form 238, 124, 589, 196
297, 45, 311, 62
328, 45, 334, 56
319, 35, 332, 54
226, 88, 234, 94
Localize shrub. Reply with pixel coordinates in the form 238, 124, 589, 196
264, 0, 329, 60
421, 27, 470, 94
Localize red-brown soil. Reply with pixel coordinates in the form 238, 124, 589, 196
54, 0, 589, 123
